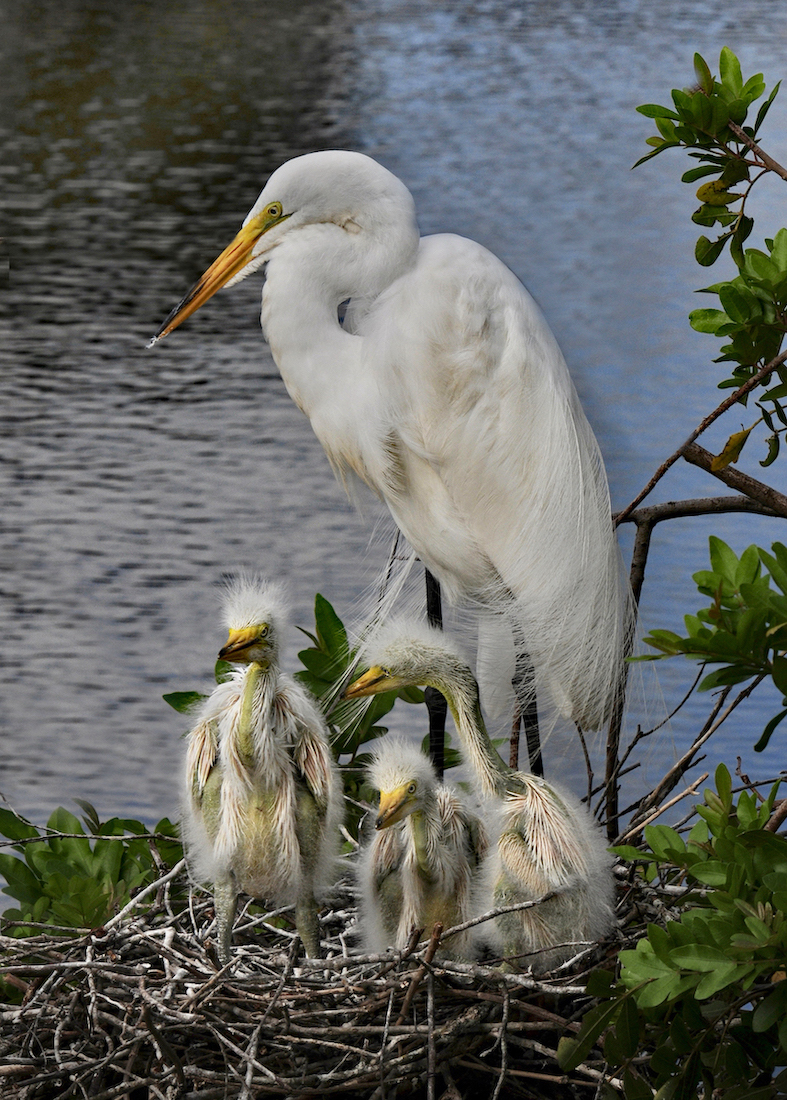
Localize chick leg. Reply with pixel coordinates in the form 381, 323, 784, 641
294, 787, 325, 957
213, 875, 238, 965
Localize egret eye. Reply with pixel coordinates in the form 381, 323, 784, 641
259, 625, 269, 638
266, 202, 283, 219
408, 783, 417, 794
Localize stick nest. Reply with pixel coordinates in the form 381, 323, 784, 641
0, 868, 651, 1100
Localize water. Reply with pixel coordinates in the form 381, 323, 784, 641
3, 0, 787, 828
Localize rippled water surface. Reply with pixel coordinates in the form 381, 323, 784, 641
3, 0, 787, 826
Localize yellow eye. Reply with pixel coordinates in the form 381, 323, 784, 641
266, 202, 283, 219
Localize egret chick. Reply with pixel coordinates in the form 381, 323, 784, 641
346, 622, 615, 973
183, 577, 343, 962
358, 737, 487, 958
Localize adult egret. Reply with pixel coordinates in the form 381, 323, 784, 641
345, 622, 615, 972
151, 150, 633, 736
183, 577, 343, 962
357, 736, 487, 958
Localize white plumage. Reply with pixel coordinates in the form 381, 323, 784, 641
152, 150, 633, 734
357, 737, 487, 958
346, 621, 616, 973
183, 576, 344, 962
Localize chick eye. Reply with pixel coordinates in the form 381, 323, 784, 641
408, 783, 417, 794
259, 625, 269, 638
266, 202, 283, 219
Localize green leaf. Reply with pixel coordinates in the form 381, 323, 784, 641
637, 103, 682, 120
689, 860, 729, 886
47, 807, 85, 837
715, 762, 732, 804
754, 708, 787, 752
689, 307, 731, 332
313, 594, 349, 659
771, 227, 787, 269
694, 53, 714, 95
754, 79, 781, 131
682, 164, 724, 184
644, 824, 686, 859
0, 853, 43, 907
741, 73, 766, 103
772, 656, 787, 696
761, 431, 779, 466
632, 142, 681, 169
669, 943, 733, 970
0, 808, 39, 842
695, 235, 728, 267
163, 691, 206, 714
694, 961, 741, 998
719, 47, 744, 98
556, 996, 624, 1071
708, 536, 740, 580
214, 659, 233, 684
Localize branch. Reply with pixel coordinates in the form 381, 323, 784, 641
681, 442, 787, 516
616, 494, 780, 609
615, 348, 787, 524
728, 121, 787, 183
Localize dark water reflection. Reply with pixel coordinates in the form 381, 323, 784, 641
3, 0, 787, 825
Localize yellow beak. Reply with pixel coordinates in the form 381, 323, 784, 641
219, 625, 268, 663
150, 207, 289, 343
344, 666, 402, 699
376, 785, 415, 830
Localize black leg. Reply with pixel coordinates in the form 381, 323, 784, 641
512, 644, 542, 777
424, 569, 447, 779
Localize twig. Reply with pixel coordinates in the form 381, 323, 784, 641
616, 773, 709, 844
397, 922, 443, 1024
728, 120, 787, 183
615, 348, 787, 524
104, 859, 187, 929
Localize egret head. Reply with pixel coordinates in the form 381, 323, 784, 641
218, 575, 288, 669
150, 150, 419, 344
368, 738, 438, 830
345, 619, 474, 701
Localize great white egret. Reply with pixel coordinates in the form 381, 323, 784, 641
151, 150, 632, 736
357, 736, 487, 958
183, 576, 344, 962
345, 622, 615, 973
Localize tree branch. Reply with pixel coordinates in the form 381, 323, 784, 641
681, 442, 787, 516
615, 348, 787, 525
728, 121, 787, 183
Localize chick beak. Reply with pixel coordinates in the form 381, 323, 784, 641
375, 786, 413, 830
148, 206, 289, 344
344, 666, 400, 699
219, 626, 267, 663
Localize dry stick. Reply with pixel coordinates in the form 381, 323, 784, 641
427, 971, 436, 1100
239, 1022, 263, 1100
396, 922, 443, 1025
104, 859, 187, 930
490, 986, 510, 1100
615, 347, 787, 526
615, 773, 709, 844
765, 799, 787, 833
